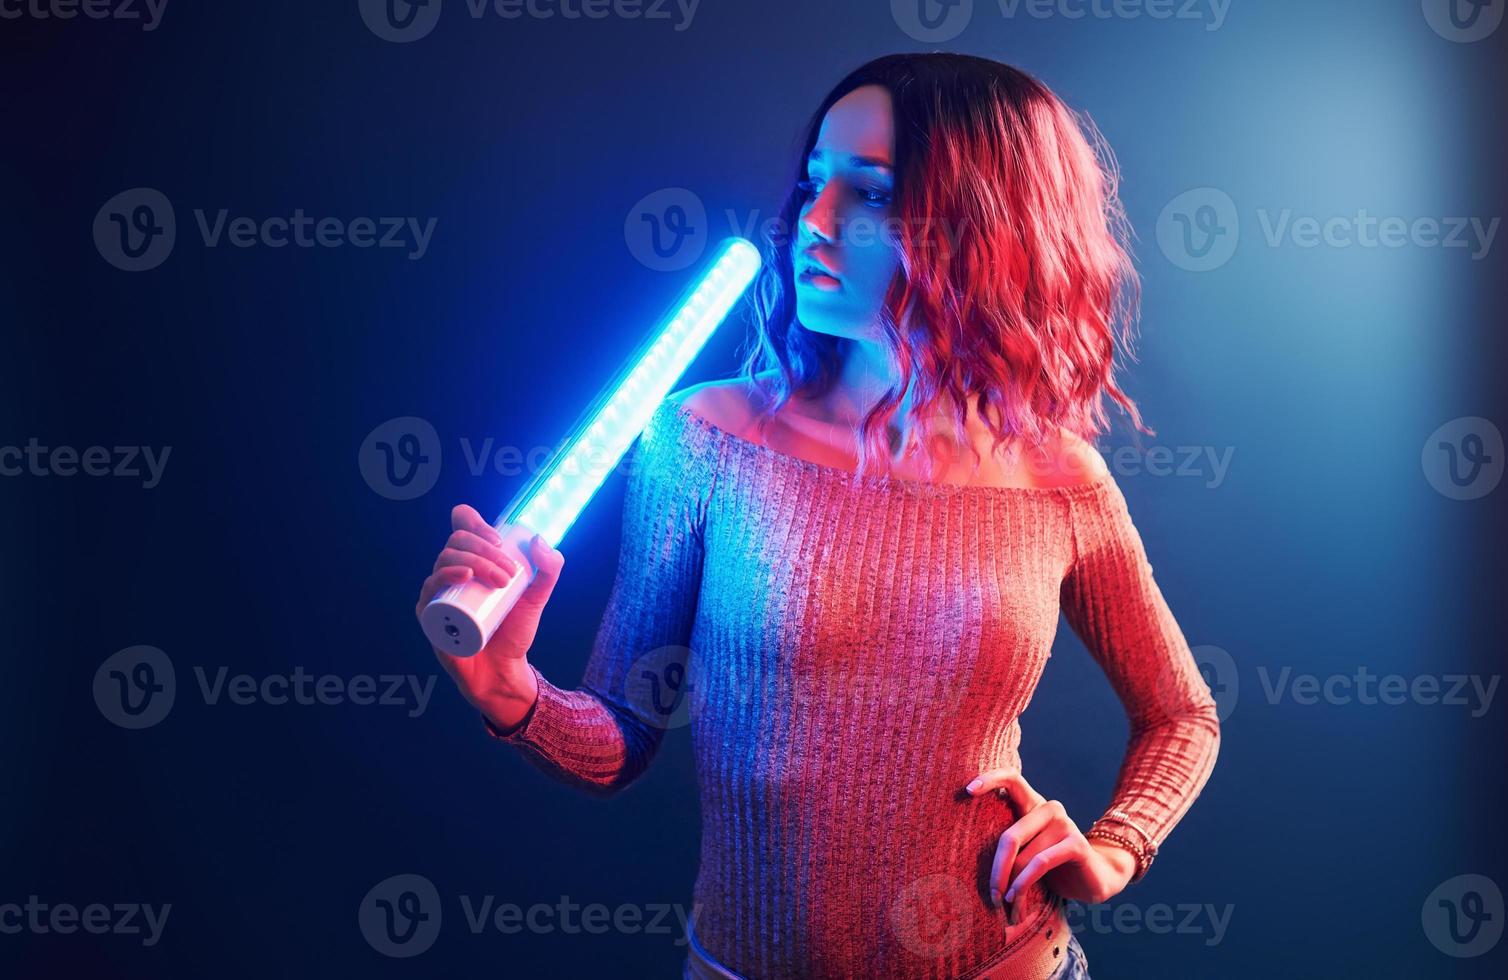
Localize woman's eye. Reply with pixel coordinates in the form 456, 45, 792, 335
797, 177, 891, 208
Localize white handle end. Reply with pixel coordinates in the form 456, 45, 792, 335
420, 523, 539, 657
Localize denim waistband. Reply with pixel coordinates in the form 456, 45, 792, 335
682, 900, 1073, 980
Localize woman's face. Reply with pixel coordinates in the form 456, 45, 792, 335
792, 84, 902, 342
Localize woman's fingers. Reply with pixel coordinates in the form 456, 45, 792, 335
1005, 836, 1088, 904
965, 768, 1048, 812
988, 797, 1059, 910
441, 508, 525, 590
414, 567, 471, 619
432, 547, 514, 589
448, 529, 521, 575
450, 503, 503, 544
1006, 801, 1079, 894
1004, 774, 1048, 813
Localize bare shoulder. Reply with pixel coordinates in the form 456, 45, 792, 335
1022, 426, 1112, 489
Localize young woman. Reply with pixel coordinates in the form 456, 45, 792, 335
416, 53, 1219, 980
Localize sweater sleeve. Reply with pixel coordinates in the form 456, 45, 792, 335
1058, 476, 1220, 881
483, 399, 718, 798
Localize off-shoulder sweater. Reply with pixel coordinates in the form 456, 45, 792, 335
486, 397, 1220, 979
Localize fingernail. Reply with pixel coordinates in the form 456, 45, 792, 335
1004, 887, 1016, 903
990, 890, 1000, 908
966, 778, 981, 794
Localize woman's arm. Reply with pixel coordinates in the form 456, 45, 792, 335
485, 399, 719, 798
1058, 476, 1221, 882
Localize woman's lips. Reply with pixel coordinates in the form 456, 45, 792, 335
798, 268, 842, 291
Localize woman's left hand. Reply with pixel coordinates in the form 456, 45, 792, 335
965, 767, 1136, 917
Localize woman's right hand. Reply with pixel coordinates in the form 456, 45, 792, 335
415, 503, 566, 729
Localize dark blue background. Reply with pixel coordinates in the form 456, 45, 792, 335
4, 1, 1505, 977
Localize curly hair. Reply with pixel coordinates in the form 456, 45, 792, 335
735, 52, 1152, 481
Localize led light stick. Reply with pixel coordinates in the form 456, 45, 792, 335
421, 237, 761, 657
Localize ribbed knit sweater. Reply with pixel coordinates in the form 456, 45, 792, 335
488, 397, 1220, 979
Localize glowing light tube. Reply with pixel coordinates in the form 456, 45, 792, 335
421, 237, 761, 657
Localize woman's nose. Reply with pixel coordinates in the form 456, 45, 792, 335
799, 186, 839, 243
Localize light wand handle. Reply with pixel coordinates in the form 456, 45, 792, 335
420, 521, 540, 657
